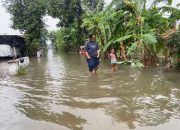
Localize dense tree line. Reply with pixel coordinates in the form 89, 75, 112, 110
4, 0, 180, 68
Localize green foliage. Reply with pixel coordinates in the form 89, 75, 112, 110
127, 42, 138, 55
166, 31, 180, 55
48, 0, 106, 52
131, 60, 144, 69
26, 39, 40, 56
4, 0, 47, 43
142, 33, 157, 45
103, 35, 132, 52
55, 29, 69, 51
82, 0, 104, 12
48, 0, 83, 27
49, 31, 57, 44
48, 0, 85, 51
54, 25, 84, 52
17, 66, 28, 75
4, 0, 180, 67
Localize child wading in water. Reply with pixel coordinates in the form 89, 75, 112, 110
109, 48, 118, 71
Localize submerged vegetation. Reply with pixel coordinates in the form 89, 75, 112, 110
17, 66, 28, 75
4, 0, 180, 68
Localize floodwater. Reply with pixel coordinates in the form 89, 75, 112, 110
0, 49, 180, 130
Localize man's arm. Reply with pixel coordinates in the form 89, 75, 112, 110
85, 52, 91, 59
97, 50, 100, 58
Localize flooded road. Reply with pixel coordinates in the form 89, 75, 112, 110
0, 49, 180, 130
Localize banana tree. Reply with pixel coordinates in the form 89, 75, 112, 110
82, 0, 179, 67
106, 0, 158, 64
81, 1, 107, 47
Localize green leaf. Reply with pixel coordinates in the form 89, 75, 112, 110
127, 42, 138, 55
142, 33, 157, 44
102, 39, 115, 52
131, 60, 144, 68
115, 35, 132, 43
103, 35, 132, 52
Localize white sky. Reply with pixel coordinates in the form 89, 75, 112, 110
0, 0, 179, 35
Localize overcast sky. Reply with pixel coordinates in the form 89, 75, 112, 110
0, 0, 179, 35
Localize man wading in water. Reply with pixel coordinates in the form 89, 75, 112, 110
85, 34, 100, 75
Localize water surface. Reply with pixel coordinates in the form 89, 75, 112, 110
0, 49, 180, 130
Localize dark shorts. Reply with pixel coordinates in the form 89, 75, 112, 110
87, 57, 100, 72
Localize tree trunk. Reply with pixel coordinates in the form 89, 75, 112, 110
120, 42, 127, 60
143, 45, 158, 66
151, 48, 159, 64
143, 45, 148, 66
164, 48, 171, 69
97, 28, 105, 46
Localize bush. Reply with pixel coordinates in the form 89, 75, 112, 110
26, 39, 40, 56
17, 66, 28, 75
54, 27, 85, 52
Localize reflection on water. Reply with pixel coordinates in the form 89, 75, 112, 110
0, 49, 180, 130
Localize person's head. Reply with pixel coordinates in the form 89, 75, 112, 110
110, 48, 116, 53
88, 33, 96, 42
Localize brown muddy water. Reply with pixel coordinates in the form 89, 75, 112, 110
0, 49, 180, 130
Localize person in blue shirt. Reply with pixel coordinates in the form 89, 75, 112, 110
85, 34, 100, 75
